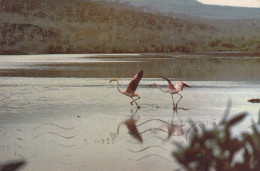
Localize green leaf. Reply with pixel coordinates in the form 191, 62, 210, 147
220, 100, 232, 125
196, 153, 202, 158
258, 110, 260, 124
226, 113, 247, 129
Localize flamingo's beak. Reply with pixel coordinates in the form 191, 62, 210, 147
149, 83, 156, 87
183, 83, 191, 88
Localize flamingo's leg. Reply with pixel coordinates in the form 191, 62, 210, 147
130, 97, 138, 106
171, 94, 175, 108
131, 97, 141, 109
130, 96, 141, 105
135, 96, 141, 102
175, 93, 183, 108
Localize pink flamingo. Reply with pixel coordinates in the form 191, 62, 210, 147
109, 70, 143, 109
150, 76, 191, 108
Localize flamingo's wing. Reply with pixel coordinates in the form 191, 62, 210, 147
174, 81, 183, 91
183, 82, 191, 88
175, 81, 191, 91
161, 76, 174, 89
126, 70, 143, 92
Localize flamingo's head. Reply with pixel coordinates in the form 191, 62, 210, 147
149, 83, 157, 87
109, 78, 117, 83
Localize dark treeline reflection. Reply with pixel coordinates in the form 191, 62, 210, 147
1, 54, 260, 81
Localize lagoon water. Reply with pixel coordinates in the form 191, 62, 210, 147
0, 54, 259, 170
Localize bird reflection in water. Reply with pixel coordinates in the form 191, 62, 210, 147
111, 107, 188, 144
125, 108, 187, 163
166, 108, 185, 139
110, 109, 143, 143
137, 108, 186, 141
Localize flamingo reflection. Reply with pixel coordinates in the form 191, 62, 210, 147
111, 110, 143, 143
137, 108, 185, 140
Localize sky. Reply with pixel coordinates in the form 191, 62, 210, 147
197, 0, 260, 8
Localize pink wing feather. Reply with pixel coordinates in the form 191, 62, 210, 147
126, 70, 143, 93
161, 76, 174, 90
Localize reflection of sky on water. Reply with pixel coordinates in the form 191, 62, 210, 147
0, 55, 146, 70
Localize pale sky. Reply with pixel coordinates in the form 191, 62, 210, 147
197, 0, 260, 8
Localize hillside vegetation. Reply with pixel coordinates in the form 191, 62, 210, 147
0, 0, 259, 54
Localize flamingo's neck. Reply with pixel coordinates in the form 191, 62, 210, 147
115, 80, 124, 94
155, 84, 168, 93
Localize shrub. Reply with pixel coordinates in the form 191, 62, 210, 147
174, 45, 191, 53
209, 38, 222, 47
173, 103, 260, 170
222, 41, 235, 48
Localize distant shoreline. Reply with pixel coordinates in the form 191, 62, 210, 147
0, 53, 260, 80
0, 52, 259, 58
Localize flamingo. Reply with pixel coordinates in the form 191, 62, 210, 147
109, 70, 143, 109
150, 76, 191, 108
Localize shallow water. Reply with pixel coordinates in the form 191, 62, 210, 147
0, 76, 259, 171
0, 53, 260, 170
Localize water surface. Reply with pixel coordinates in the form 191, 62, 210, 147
0, 77, 259, 170
0, 53, 260, 170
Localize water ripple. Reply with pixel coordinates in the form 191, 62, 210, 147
128, 154, 176, 162
32, 123, 75, 131
127, 145, 168, 153
32, 132, 76, 140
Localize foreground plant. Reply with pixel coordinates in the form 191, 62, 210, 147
173, 104, 260, 170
